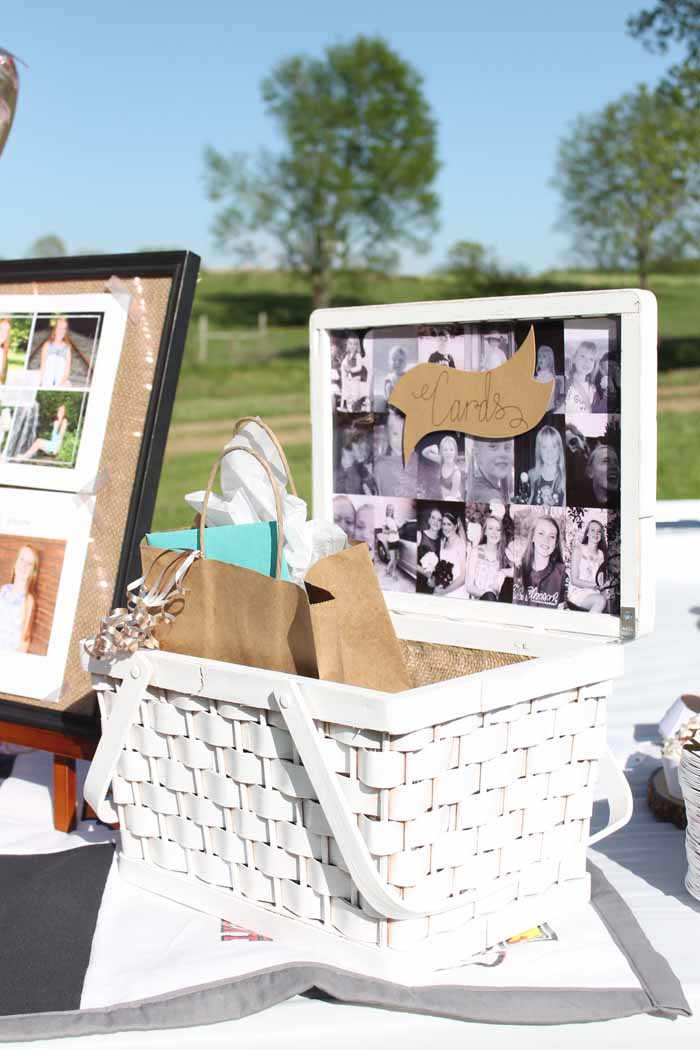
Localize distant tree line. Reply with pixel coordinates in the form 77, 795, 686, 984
203, 10, 700, 298
552, 3, 700, 287
27, 9, 700, 295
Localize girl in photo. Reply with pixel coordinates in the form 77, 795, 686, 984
481, 330, 509, 371
528, 425, 565, 507
567, 519, 608, 613
467, 439, 514, 503
374, 406, 417, 498
353, 503, 375, 550
466, 514, 512, 601
0, 545, 38, 653
384, 504, 400, 581
351, 428, 377, 496
333, 495, 356, 536
16, 403, 69, 461
434, 511, 467, 597
420, 434, 463, 501
330, 344, 342, 410
592, 352, 621, 414
565, 340, 597, 414
514, 515, 566, 609
0, 317, 11, 386
534, 345, 565, 413
37, 317, 74, 388
335, 439, 358, 493
416, 507, 443, 594
384, 345, 408, 402
584, 443, 620, 508
339, 335, 369, 412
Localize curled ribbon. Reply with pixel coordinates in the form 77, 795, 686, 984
85, 549, 200, 660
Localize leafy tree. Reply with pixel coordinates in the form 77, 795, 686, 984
553, 83, 700, 286
440, 239, 527, 296
628, 1, 700, 65
441, 240, 499, 291
26, 235, 67, 258
7, 316, 31, 367
628, 2, 700, 104
204, 36, 439, 309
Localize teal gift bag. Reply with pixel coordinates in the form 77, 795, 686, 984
145, 520, 291, 581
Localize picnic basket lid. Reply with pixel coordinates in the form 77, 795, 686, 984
309, 289, 656, 644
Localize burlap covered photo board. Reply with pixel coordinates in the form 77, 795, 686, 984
0, 251, 200, 732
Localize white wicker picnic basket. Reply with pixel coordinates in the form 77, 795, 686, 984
84, 289, 655, 976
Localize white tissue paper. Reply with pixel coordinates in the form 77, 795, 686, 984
186, 418, 347, 586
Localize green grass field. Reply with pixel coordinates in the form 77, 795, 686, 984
151, 268, 700, 530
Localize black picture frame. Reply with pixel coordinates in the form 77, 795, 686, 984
0, 250, 200, 738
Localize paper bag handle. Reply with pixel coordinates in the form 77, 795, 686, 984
231, 416, 298, 497
199, 444, 285, 579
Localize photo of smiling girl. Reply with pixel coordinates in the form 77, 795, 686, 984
338, 332, 371, 413
512, 507, 567, 609
565, 414, 621, 510
434, 510, 468, 597
466, 511, 513, 601
567, 517, 607, 612
565, 340, 597, 414
369, 326, 418, 413
515, 417, 566, 508
563, 319, 616, 416
465, 438, 514, 504
416, 505, 443, 594
565, 508, 621, 615
417, 431, 465, 501
0, 544, 38, 653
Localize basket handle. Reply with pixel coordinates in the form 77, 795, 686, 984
231, 416, 298, 497
200, 444, 285, 579
278, 685, 632, 919
84, 652, 154, 824
588, 746, 633, 846
278, 682, 480, 920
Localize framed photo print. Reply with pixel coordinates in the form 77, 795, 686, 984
0, 296, 128, 492
0, 251, 200, 734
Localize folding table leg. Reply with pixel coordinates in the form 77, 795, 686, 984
53, 755, 77, 833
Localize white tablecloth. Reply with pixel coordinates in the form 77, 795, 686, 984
3, 522, 700, 1046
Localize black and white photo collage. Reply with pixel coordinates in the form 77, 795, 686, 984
331, 318, 621, 615
0, 312, 103, 470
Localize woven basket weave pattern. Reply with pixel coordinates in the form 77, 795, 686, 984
96, 667, 608, 953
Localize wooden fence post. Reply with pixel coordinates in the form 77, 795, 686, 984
258, 312, 269, 356
197, 314, 208, 364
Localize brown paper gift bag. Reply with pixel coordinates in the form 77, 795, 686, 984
142, 423, 410, 693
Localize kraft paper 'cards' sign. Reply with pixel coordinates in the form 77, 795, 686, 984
389, 326, 553, 463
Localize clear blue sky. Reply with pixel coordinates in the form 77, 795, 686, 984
1, 1, 679, 274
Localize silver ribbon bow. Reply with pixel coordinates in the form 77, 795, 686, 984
85, 549, 200, 660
